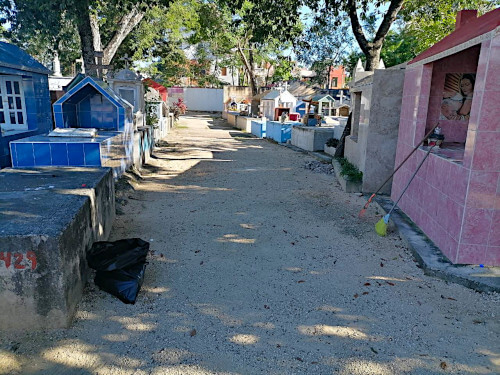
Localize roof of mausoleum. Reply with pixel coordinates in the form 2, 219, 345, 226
0, 41, 51, 75
410, 8, 500, 65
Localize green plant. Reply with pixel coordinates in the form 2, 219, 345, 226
335, 157, 363, 182
326, 138, 339, 148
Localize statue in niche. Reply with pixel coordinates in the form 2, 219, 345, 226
440, 73, 475, 121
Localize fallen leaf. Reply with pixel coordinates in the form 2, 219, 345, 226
354, 294, 359, 298
311, 361, 319, 364
441, 295, 457, 301
297, 280, 306, 283
386, 282, 395, 286
362, 292, 369, 295
473, 319, 483, 324
440, 361, 447, 370
190, 329, 197, 337
364, 282, 371, 286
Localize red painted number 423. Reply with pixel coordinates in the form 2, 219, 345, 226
0, 251, 37, 270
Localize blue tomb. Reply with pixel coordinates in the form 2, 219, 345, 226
251, 120, 266, 138
0, 42, 53, 168
10, 76, 134, 177
266, 121, 301, 143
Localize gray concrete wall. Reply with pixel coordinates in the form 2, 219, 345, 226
291, 126, 336, 151
362, 68, 405, 194
0, 168, 115, 330
184, 88, 224, 112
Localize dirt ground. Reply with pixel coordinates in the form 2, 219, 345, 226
1, 113, 499, 375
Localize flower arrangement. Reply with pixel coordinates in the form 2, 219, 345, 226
173, 98, 187, 115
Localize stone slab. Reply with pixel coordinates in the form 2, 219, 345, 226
0, 167, 115, 330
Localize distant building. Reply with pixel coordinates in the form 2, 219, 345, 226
327, 66, 346, 89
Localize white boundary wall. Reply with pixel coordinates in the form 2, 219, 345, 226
183, 88, 224, 112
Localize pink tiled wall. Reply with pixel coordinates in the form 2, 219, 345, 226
392, 37, 500, 266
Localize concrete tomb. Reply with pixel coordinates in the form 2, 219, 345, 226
10, 76, 134, 177
0, 167, 114, 330
251, 119, 267, 138
266, 121, 301, 143
391, 9, 500, 266
345, 61, 406, 194
260, 89, 297, 121
291, 126, 336, 152
144, 78, 172, 143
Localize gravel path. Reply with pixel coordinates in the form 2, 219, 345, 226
1, 113, 498, 375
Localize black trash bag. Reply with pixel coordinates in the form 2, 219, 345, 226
94, 262, 147, 304
87, 238, 149, 271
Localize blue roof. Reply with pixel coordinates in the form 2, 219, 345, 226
0, 42, 51, 75
54, 76, 133, 110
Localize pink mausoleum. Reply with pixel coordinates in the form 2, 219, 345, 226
392, 9, 500, 266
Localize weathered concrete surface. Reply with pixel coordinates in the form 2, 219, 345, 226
291, 126, 335, 151
0, 114, 498, 374
361, 68, 405, 194
0, 167, 114, 330
347, 66, 405, 195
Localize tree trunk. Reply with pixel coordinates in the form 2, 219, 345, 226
347, 0, 404, 71
237, 42, 258, 96
74, 0, 97, 76
327, 64, 332, 89
364, 49, 382, 71
102, 6, 145, 65
90, 13, 102, 52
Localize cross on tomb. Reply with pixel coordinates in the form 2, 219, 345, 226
120, 54, 132, 69
86, 51, 113, 78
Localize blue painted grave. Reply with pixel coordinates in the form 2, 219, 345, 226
266, 121, 301, 143
251, 120, 266, 138
10, 76, 134, 177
